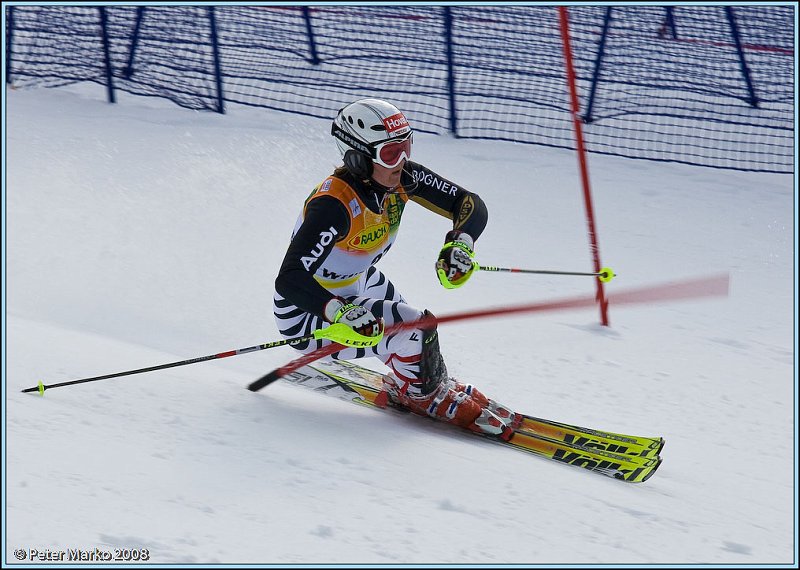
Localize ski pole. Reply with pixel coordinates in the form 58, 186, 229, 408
247, 272, 729, 393
22, 329, 337, 395
478, 265, 616, 283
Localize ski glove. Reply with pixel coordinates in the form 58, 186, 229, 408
436, 230, 477, 289
321, 297, 384, 347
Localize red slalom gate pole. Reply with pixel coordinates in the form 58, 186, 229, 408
247, 273, 730, 392
558, 6, 609, 326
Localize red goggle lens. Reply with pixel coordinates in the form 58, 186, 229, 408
375, 136, 412, 167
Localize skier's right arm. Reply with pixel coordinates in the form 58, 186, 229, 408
274, 196, 350, 319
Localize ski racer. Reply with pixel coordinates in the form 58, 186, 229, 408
273, 98, 513, 437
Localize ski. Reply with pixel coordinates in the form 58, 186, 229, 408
279, 359, 662, 483
304, 359, 664, 463
516, 416, 664, 460
502, 431, 660, 483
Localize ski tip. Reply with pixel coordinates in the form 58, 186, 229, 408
247, 370, 280, 392
640, 456, 663, 483
639, 437, 665, 458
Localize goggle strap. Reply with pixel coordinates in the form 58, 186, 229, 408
331, 123, 373, 157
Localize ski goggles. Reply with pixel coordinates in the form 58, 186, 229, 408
331, 122, 413, 169
372, 133, 413, 169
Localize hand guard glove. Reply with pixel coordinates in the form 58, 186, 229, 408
436, 230, 477, 289
321, 297, 384, 347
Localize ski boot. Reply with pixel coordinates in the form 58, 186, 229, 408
453, 381, 519, 432
385, 311, 515, 439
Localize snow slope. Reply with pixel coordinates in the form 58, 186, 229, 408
4, 85, 796, 565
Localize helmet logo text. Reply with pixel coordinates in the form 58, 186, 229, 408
383, 113, 410, 136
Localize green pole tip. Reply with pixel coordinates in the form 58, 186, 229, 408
599, 267, 616, 283
38, 381, 45, 395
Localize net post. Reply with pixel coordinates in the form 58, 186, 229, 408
97, 7, 116, 104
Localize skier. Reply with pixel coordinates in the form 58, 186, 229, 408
273, 98, 514, 438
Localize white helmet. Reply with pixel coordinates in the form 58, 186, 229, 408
331, 98, 413, 179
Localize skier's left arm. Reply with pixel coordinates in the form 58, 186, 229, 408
405, 162, 487, 289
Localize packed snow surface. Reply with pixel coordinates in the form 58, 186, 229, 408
5, 85, 796, 565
